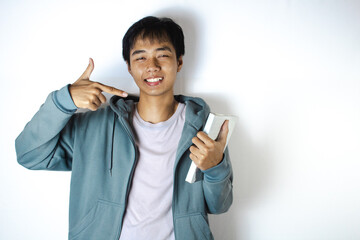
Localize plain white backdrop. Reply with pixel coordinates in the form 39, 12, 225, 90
1, 0, 360, 239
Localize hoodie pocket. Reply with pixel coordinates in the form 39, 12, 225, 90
175, 213, 214, 240
69, 199, 122, 240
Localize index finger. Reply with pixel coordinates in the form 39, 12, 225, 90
97, 83, 128, 97
196, 131, 215, 146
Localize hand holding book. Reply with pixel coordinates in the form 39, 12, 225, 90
186, 113, 237, 183
189, 120, 229, 171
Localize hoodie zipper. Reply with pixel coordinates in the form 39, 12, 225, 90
115, 116, 139, 240
172, 123, 199, 239
109, 113, 117, 177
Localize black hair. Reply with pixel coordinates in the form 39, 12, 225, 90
122, 16, 185, 63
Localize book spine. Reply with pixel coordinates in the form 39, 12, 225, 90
203, 113, 215, 135
185, 162, 198, 183
186, 113, 215, 183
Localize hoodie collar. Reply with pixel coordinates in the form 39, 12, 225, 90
109, 94, 209, 131
107, 94, 210, 176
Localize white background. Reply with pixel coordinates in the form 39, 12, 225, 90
1, 0, 360, 239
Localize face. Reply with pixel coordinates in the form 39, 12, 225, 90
127, 38, 183, 99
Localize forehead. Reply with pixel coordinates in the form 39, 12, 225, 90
130, 36, 175, 52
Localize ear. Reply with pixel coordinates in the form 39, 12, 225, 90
177, 56, 183, 72
126, 61, 132, 75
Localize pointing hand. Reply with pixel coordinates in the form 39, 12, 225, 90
69, 58, 128, 111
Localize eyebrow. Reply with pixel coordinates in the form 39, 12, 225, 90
156, 46, 172, 52
131, 46, 172, 56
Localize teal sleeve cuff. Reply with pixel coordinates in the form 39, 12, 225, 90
201, 150, 231, 183
52, 84, 77, 114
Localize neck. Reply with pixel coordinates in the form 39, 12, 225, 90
137, 94, 179, 124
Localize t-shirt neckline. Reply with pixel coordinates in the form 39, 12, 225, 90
134, 102, 185, 129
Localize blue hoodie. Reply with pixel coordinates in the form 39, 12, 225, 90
15, 86, 233, 240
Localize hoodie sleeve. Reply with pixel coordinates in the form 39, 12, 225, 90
201, 147, 233, 214
15, 85, 77, 171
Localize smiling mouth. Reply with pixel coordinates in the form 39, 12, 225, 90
145, 77, 163, 83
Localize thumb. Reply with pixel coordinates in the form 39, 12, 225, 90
81, 58, 94, 79
217, 120, 229, 145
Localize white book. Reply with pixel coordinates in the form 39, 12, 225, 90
185, 113, 237, 183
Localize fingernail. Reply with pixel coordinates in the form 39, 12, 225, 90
122, 92, 128, 97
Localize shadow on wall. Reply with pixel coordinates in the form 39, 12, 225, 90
198, 95, 274, 240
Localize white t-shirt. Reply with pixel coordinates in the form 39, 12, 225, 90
119, 103, 186, 240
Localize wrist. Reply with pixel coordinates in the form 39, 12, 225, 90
52, 84, 78, 113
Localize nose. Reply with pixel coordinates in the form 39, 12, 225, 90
146, 57, 160, 72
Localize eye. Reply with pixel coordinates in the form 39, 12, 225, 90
136, 57, 145, 61
159, 54, 169, 58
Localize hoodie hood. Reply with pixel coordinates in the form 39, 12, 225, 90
109, 94, 139, 117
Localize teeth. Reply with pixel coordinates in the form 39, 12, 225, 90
146, 77, 163, 82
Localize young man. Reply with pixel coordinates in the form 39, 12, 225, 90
16, 16, 233, 240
